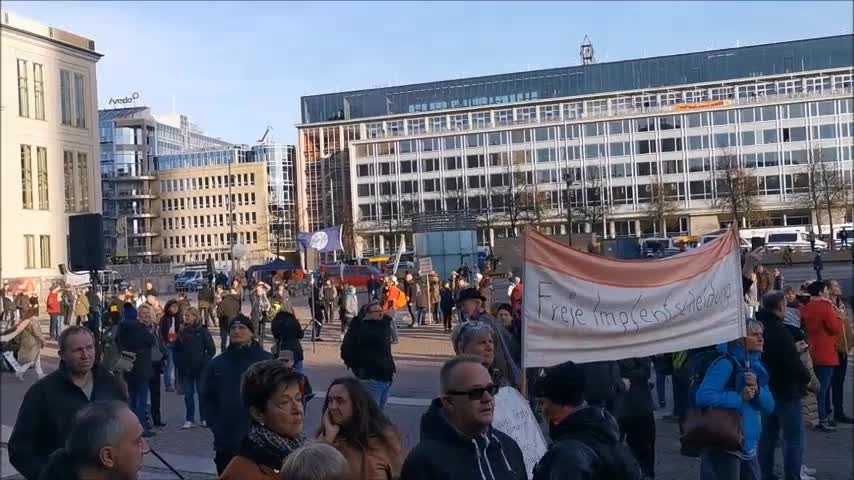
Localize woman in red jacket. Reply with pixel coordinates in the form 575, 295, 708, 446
45, 285, 62, 340
799, 280, 843, 431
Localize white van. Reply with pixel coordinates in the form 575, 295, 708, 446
765, 232, 827, 252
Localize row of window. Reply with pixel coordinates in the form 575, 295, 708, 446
163, 231, 260, 250
17, 59, 87, 128
361, 74, 854, 138
159, 173, 256, 193
161, 212, 258, 230
160, 192, 257, 211
23, 234, 51, 269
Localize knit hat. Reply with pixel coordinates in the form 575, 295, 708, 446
458, 287, 486, 303
122, 303, 138, 322
229, 314, 255, 334
535, 361, 586, 406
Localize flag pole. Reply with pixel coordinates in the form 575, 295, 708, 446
520, 225, 528, 399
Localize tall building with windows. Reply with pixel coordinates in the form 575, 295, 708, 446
98, 107, 232, 261
1, 10, 101, 291
297, 35, 854, 257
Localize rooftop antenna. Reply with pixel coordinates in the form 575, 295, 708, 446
580, 35, 595, 65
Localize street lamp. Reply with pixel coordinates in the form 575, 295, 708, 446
563, 172, 577, 246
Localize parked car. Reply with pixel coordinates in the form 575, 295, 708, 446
175, 270, 207, 291
319, 264, 385, 288
640, 238, 681, 258
764, 232, 827, 252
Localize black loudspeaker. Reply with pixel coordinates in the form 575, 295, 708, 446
69, 213, 105, 272
751, 236, 765, 251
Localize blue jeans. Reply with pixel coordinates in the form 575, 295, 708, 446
759, 398, 803, 480
814, 366, 834, 421
700, 449, 760, 480
181, 374, 206, 423
163, 345, 176, 389
361, 378, 392, 409
127, 377, 150, 427
49, 314, 61, 339
416, 307, 427, 326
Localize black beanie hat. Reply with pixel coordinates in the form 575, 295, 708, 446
229, 314, 255, 334
535, 361, 586, 406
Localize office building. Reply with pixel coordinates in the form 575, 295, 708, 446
98, 107, 232, 261
156, 143, 297, 269
297, 35, 853, 257
1, 10, 101, 291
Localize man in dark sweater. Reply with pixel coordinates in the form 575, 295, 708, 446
9, 327, 127, 480
757, 291, 811, 480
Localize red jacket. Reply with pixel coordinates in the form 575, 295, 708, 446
45, 292, 61, 315
510, 283, 524, 318
800, 297, 843, 366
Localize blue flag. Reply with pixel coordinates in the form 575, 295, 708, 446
297, 225, 343, 253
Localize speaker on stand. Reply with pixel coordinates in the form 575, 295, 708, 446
68, 213, 107, 360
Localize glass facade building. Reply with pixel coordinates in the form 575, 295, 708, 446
297, 35, 854, 257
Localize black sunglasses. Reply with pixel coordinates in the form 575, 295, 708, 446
445, 383, 499, 401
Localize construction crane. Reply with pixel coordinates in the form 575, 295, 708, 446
258, 125, 273, 144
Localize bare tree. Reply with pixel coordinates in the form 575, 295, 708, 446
572, 162, 612, 237
712, 151, 763, 228
800, 146, 851, 250
641, 173, 681, 236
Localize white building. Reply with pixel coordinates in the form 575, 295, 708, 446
1, 10, 101, 295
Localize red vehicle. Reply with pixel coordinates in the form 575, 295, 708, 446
319, 264, 385, 288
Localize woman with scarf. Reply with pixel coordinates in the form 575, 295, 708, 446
317, 377, 405, 479
220, 359, 307, 480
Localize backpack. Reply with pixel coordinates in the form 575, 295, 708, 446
679, 350, 738, 457
542, 429, 642, 480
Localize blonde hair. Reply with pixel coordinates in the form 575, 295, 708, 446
137, 304, 154, 322
183, 306, 200, 323
280, 443, 349, 480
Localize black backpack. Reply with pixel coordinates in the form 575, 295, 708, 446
678, 350, 738, 457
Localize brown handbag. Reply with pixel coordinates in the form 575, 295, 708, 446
681, 407, 743, 452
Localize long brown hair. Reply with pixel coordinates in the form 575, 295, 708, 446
318, 377, 398, 451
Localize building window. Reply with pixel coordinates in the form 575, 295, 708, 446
60, 70, 72, 125
36, 147, 48, 209
39, 235, 51, 268
24, 235, 36, 269
77, 152, 89, 211
60, 70, 87, 128
17, 59, 29, 117
33, 63, 45, 120
64, 151, 75, 212
21, 145, 33, 209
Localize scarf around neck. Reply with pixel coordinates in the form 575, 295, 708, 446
241, 423, 306, 470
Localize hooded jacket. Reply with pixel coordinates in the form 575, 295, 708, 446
341, 316, 396, 382
799, 296, 843, 366
174, 323, 216, 377
116, 311, 155, 381
756, 308, 811, 402
532, 406, 642, 480
399, 399, 526, 480
695, 342, 775, 458
271, 310, 304, 363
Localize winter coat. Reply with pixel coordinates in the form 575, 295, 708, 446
8, 363, 126, 480
219, 455, 279, 480
200, 343, 272, 455
329, 427, 405, 480
695, 342, 776, 458
174, 323, 215, 377
45, 292, 60, 315
400, 399, 526, 480
159, 307, 182, 347
580, 361, 625, 410
198, 285, 214, 308
614, 357, 654, 419
429, 282, 441, 305
800, 350, 820, 428
455, 311, 521, 390
16, 321, 44, 364
415, 285, 429, 309
440, 288, 455, 313
322, 285, 338, 303
833, 299, 853, 353
271, 311, 304, 363
532, 406, 642, 480
116, 318, 155, 381
403, 281, 418, 305
800, 297, 843, 366
757, 308, 811, 402
341, 316, 396, 382
250, 291, 271, 324
73, 295, 89, 318
218, 293, 242, 321
344, 291, 359, 318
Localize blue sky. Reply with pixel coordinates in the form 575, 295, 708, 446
7, 1, 853, 145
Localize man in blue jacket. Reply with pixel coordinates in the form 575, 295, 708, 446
200, 314, 272, 475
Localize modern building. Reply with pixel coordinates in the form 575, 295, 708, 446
98, 107, 232, 261
155, 143, 297, 269
1, 10, 102, 293
297, 35, 854, 257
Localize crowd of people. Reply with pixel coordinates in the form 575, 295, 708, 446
1, 252, 852, 480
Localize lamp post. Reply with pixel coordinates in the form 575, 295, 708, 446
563, 172, 577, 247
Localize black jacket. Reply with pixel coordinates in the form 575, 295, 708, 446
9, 364, 127, 480
341, 316, 396, 382
400, 398, 526, 480
757, 308, 811, 401
200, 343, 272, 455
174, 324, 216, 377
116, 320, 155, 381
532, 406, 642, 480
271, 311, 304, 363
580, 361, 625, 410
614, 357, 655, 419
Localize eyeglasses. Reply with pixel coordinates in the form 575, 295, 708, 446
445, 383, 499, 401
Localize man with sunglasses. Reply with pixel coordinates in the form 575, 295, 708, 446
533, 361, 642, 480
400, 355, 526, 480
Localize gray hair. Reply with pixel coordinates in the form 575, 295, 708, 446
451, 321, 495, 355
66, 401, 129, 468
280, 443, 349, 480
439, 354, 484, 393
746, 319, 764, 334
761, 291, 787, 312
